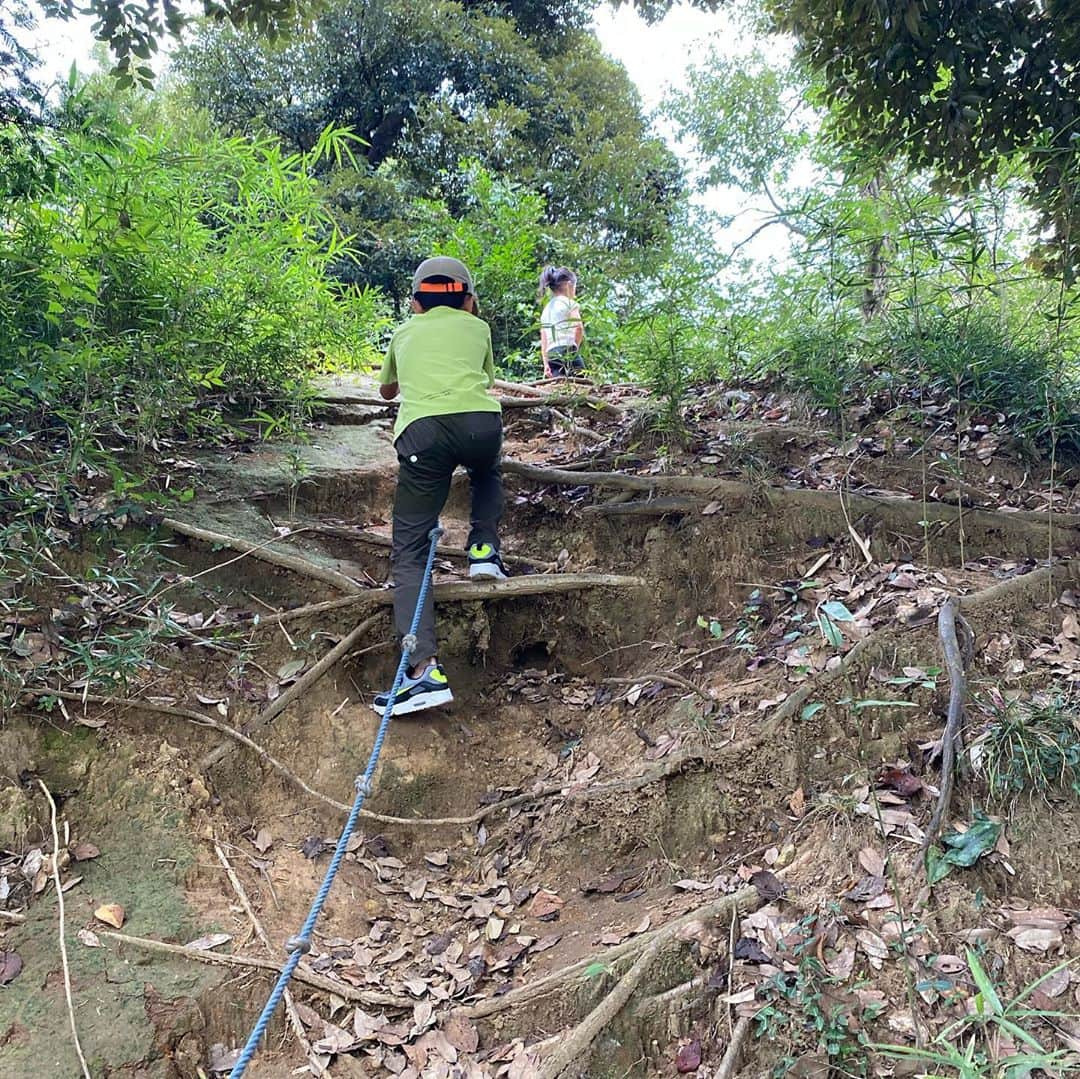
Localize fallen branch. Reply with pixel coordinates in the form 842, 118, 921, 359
214, 842, 324, 1075
716, 1015, 752, 1079
201, 613, 383, 770
460, 881, 760, 1021
96, 928, 411, 1008
604, 672, 713, 702
301, 525, 557, 572
162, 517, 364, 595
538, 933, 666, 1079
0, 910, 26, 924
38, 779, 92, 1079
252, 573, 646, 627
22, 690, 689, 828
919, 597, 967, 871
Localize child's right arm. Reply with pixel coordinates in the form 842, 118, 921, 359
379, 340, 399, 399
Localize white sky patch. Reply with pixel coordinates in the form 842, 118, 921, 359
594, 3, 794, 270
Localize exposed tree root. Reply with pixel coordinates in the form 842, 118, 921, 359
318, 392, 622, 414
39, 779, 92, 1079
300, 525, 558, 572
20, 693, 700, 829
604, 672, 713, 702
252, 572, 646, 627
162, 517, 365, 594
202, 613, 383, 769
213, 841, 324, 1075
537, 933, 666, 1079
716, 1015, 753, 1079
502, 460, 1080, 544
96, 928, 412, 1008
461, 881, 762, 1022
919, 597, 969, 872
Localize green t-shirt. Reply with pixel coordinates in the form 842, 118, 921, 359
380, 307, 501, 439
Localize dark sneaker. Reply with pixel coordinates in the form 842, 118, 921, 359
468, 543, 508, 581
372, 663, 453, 716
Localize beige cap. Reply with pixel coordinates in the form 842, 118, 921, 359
411, 256, 475, 296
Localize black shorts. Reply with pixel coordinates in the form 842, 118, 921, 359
548, 346, 584, 378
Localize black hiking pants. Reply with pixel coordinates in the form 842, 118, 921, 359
391, 411, 503, 661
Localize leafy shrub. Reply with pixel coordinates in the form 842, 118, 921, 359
972, 694, 1080, 801
0, 97, 371, 454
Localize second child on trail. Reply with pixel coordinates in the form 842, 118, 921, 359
538, 265, 585, 379
375, 256, 508, 717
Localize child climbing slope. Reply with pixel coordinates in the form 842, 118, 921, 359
375, 256, 508, 717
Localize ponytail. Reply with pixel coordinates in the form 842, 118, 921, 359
538, 264, 576, 303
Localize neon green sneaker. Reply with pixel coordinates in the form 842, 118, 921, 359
468, 543, 507, 581
372, 662, 453, 716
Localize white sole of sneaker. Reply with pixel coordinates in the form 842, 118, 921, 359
371, 689, 454, 716
469, 564, 507, 581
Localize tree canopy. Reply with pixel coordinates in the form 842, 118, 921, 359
174, 0, 684, 297
775, 0, 1080, 272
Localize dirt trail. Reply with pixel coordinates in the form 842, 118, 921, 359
4, 374, 1080, 1078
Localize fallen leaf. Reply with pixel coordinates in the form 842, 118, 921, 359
855, 929, 888, 969
185, 932, 232, 951
300, 835, 329, 859
76, 929, 102, 948
845, 875, 887, 903
750, 870, 785, 903
528, 889, 564, 921
675, 1036, 702, 1073
71, 842, 100, 862
788, 786, 806, 818
1007, 927, 1063, 953
442, 1013, 479, 1054
733, 937, 770, 964
857, 847, 885, 876
0, 951, 23, 984
94, 903, 125, 929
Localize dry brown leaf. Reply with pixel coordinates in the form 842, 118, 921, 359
788, 786, 806, 818
94, 902, 125, 929
71, 842, 100, 862
528, 889, 564, 920
1007, 926, 1063, 953
442, 1013, 479, 1054
857, 847, 885, 876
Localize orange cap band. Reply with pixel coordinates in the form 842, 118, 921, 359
417, 281, 466, 293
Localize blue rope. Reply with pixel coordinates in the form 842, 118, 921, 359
229, 525, 445, 1079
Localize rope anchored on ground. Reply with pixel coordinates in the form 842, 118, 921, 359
227, 526, 444, 1079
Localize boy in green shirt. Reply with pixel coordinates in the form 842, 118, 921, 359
374, 256, 507, 717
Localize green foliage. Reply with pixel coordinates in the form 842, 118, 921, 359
875, 949, 1080, 1078
0, 92, 369, 454
756, 950, 876, 1076
774, 0, 1080, 276
174, 0, 684, 298
972, 694, 1080, 803
615, 259, 728, 442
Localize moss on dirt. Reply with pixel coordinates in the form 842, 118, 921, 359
0, 728, 220, 1078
